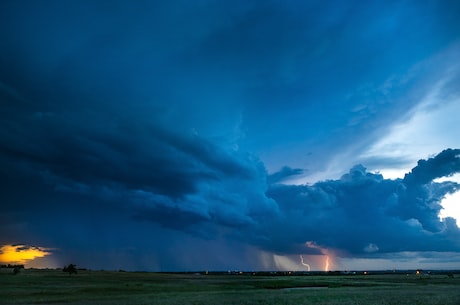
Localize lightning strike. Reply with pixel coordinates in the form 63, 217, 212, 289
305, 241, 334, 272
324, 255, 330, 272
299, 255, 311, 271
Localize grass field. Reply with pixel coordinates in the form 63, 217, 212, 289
1, 269, 460, 304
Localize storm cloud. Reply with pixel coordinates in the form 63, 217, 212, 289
265, 150, 460, 257
2, 117, 460, 263
1, 0, 460, 270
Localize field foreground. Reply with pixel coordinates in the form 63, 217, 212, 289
1, 269, 460, 305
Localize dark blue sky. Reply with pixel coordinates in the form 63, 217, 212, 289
1, 0, 460, 271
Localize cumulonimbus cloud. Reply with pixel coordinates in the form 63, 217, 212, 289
263, 149, 460, 257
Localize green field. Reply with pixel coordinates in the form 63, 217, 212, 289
1, 269, 460, 304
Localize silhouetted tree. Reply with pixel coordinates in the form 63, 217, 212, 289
13, 266, 22, 275
63, 264, 77, 275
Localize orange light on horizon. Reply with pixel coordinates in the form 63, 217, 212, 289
0, 244, 52, 265
305, 241, 334, 272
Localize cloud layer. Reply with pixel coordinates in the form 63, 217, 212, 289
265, 149, 460, 258
1, 1, 460, 270
2, 118, 459, 268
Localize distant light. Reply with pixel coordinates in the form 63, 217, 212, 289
0, 244, 51, 265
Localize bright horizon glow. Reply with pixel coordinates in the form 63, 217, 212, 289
0, 244, 52, 265
435, 174, 460, 227
271, 254, 336, 272
306, 241, 335, 272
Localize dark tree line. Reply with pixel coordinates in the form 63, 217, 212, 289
0, 264, 25, 269
0, 264, 24, 275
63, 264, 77, 275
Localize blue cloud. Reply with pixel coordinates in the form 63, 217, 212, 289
264, 150, 460, 257
1, 0, 460, 270
268, 166, 304, 184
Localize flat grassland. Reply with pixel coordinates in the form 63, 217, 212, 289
1, 269, 459, 304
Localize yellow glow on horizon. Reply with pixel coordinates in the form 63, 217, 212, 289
0, 244, 52, 265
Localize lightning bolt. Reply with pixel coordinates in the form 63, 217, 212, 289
305, 241, 334, 272
299, 255, 311, 271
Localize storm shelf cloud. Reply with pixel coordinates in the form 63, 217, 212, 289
1, 0, 460, 271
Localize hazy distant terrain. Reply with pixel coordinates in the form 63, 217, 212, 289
1, 269, 460, 304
